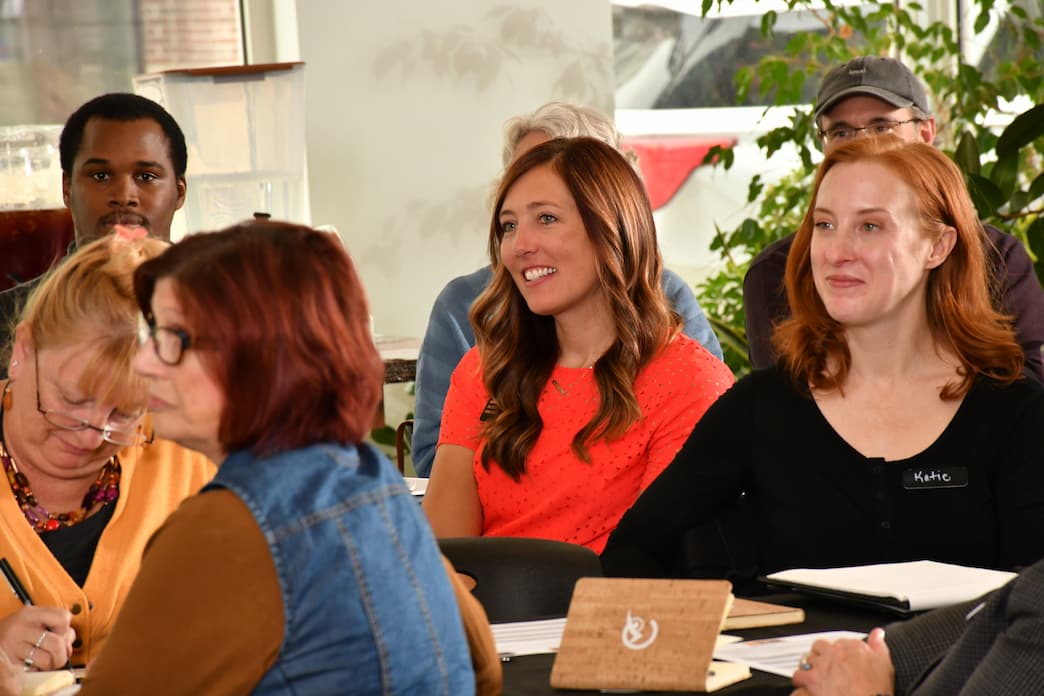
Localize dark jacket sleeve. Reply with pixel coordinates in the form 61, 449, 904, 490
985, 225, 1044, 381
883, 600, 979, 695
905, 560, 1044, 696
742, 235, 795, 370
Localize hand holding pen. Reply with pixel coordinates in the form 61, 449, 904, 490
0, 558, 74, 671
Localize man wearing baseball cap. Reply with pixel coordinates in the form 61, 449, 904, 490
743, 56, 1044, 379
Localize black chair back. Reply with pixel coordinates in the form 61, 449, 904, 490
439, 536, 603, 623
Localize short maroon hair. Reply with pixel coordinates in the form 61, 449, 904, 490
134, 221, 384, 455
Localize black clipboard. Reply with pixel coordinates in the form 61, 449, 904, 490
758, 576, 917, 616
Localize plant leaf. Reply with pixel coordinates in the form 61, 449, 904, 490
747, 174, 764, 203
1025, 217, 1044, 285
760, 10, 778, 37
996, 104, 1044, 156
1029, 171, 1044, 203
990, 149, 1019, 200
965, 173, 1005, 218
707, 316, 747, 366
973, 9, 990, 34
955, 131, 981, 175
1008, 190, 1028, 215
370, 425, 396, 446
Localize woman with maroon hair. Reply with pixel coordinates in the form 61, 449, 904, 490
603, 137, 1044, 582
70, 221, 486, 695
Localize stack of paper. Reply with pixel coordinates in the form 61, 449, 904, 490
714, 630, 866, 678
491, 617, 566, 656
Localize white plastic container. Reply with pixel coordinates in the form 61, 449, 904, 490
133, 62, 310, 234
0, 125, 64, 211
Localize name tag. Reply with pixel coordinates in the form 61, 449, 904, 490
902, 467, 968, 490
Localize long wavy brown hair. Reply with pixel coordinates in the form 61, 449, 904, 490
774, 137, 1023, 398
470, 137, 680, 480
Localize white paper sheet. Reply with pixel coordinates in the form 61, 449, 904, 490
713, 630, 866, 677
492, 618, 744, 658
403, 477, 427, 496
492, 617, 567, 656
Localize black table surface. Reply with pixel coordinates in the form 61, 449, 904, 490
501, 591, 915, 695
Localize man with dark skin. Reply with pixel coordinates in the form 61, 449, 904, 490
1, 93, 187, 371
59, 93, 187, 245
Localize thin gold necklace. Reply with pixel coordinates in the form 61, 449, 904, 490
551, 365, 595, 396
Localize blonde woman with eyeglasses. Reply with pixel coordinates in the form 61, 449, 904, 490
0, 232, 214, 671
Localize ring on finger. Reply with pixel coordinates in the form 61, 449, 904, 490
23, 647, 37, 672
799, 652, 813, 671
34, 630, 48, 649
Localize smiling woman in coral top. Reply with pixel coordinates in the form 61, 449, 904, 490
423, 137, 734, 554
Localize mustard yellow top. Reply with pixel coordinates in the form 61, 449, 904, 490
0, 436, 215, 664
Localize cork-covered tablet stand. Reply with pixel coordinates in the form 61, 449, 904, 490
551, 578, 751, 692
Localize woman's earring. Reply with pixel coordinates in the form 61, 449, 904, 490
2, 383, 12, 411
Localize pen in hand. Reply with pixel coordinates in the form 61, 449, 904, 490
0, 557, 32, 606
0, 557, 74, 670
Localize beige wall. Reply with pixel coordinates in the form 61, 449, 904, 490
293, 0, 614, 338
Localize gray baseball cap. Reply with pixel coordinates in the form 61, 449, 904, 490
814, 56, 931, 121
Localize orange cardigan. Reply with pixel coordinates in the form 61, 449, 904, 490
0, 437, 215, 664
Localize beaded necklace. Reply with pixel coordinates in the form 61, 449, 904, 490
0, 439, 121, 533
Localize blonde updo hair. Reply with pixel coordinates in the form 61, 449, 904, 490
17, 235, 168, 413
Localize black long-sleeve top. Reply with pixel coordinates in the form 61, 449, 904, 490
602, 368, 1044, 580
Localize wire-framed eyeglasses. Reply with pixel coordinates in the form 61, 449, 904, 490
137, 313, 196, 366
34, 350, 149, 447
818, 118, 922, 144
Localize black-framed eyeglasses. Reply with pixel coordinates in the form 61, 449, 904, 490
34, 350, 150, 447
818, 118, 922, 144
137, 312, 195, 366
